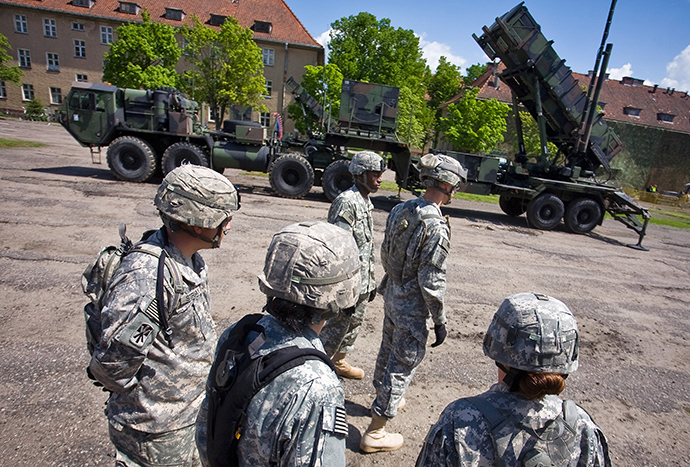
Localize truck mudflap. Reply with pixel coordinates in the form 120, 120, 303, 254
605, 191, 650, 251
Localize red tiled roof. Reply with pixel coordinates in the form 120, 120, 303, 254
1, 0, 322, 48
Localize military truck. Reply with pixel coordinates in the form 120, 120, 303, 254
58, 79, 410, 201
390, 2, 650, 249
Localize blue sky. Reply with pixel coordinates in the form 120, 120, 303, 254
285, 0, 690, 92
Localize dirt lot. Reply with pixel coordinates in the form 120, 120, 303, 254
0, 118, 688, 466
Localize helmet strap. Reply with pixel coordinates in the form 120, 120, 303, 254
354, 173, 377, 196
179, 223, 224, 249
496, 361, 523, 391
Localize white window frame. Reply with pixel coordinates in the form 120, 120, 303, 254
14, 15, 28, 34
263, 80, 273, 97
18, 49, 31, 68
100, 26, 113, 45
46, 53, 60, 71
260, 111, 271, 127
44, 19, 57, 38
0, 82, 7, 99
74, 40, 86, 58
72, 22, 85, 31
50, 87, 63, 104
22, 84, 34, 101
76, 73, 88, 82
262, 48, 274, 67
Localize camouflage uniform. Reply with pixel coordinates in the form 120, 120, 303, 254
89, 228, 216, 466
320, 185, 375, 357
416, 383, 611, 466
196, 314, 347, 467
373, 195, 450, 419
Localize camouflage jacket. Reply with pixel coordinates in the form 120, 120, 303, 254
328, 185, 376, 294
380, 196, 449, 329
416, 383, 611, 467
196, 314, 347, 467
88, 228, 216, 433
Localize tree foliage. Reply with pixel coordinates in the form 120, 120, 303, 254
182, 16, 266, 129
0, 33, 22, 85
287, 64, 343, 135
514, 110, 558, 157
425, 56, 463, 146
463, 63, 488, 84
440, 87, 510, 153
102, 10, 181, 89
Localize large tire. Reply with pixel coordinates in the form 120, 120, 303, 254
106, 136, 157, 183
499, 194, 527, 217
161, 142, 209, 175
269, 154, 314, 199
526, 193, 564, 230
322, 159, 354, 202
564, 198, 602, 234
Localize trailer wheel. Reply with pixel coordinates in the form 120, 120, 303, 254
269, 153, 314, 199
499, 195, 527, 217
161, 142, 209, 175
564, 198, 602, 234
322, 159, 354, 202
107, 136, 157, 183
526, 193, 564, 230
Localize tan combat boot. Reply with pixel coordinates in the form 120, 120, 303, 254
360, 413, 404, 453
332, 352, 364, 379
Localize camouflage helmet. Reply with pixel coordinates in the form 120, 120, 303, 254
258, 221, 360, 312
349, 150, 386, 175
418, 153, 467, 188
155, 164, 239, 229
483, 292, 579, 374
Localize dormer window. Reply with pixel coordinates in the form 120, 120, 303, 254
119, 2, 141, 15
621, 76, 644, 87
657, 113, 675, 123
72, 0, 94, 8
165, 8, 184, 21
209, 14, 226, 26
252, 21, 272, 33
623, 107, 641, 118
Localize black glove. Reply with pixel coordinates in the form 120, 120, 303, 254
431, 324, 447, 347
368, 288, 377, 302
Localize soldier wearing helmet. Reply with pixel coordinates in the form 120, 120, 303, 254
196, 221, 360, 467
320, 150, 385, 380
89, 164, 240, 467
416, 293, 611, 466
361, 153, 467, 453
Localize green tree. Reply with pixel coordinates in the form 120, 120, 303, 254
463, 63, 488, 84
102, 10, 181, 89
182, 16, 265, 129
440, 87, 510, 153
24, 98, 46, 121
514, 110, 558, 157
287, 64, 343, 135
425, 56, 462, 146
0, 33, 22, 85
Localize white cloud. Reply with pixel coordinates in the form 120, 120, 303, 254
315, 29, 332, 60
606, 63, 634, 81
416, 33, 466, 73
660, 44, 690, 93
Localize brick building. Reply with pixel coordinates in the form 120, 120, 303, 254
0, 0, 324, 133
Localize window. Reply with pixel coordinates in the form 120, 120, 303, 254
657, 113, 675, 123
165, 8, 184, 21
15, 15, 28, 34
119, 2, 140, 14
76, 73, 88, 82
46, 53, 59, 71
22, 84, 34, 101
72, 22, 85, 31
262, 48, 274, 67
0, 82, 6, 99
74, 40, 86, 58
260, 111, 271, 127
18, 49, 31, 68
252, 21, 272, 33
623, 107, 641, 118
50, 87, 63, 104
44, 19, 57, 37
100, 26, 113, 44
263, 80, 272, 97
73, 0, 94, 7
209, 14, 227, 26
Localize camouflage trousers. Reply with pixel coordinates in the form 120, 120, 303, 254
320, 293, 368, 358
109, 421, 201, 467
371, 313, 428, 419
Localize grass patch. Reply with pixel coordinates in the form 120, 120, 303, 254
0, 138, 47, 148
241, 171, 269, 179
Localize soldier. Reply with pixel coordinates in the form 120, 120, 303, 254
196, 221, 360, 466
360, 154, 467, 453
416, 292, 611, 466
320, 150, 385, 379
88, 164, 240, 467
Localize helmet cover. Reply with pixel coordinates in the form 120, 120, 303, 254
418, 153, 467, 188
483, 292, 579, 374
349, 150, 386, 175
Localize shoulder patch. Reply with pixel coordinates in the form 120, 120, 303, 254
115, 310, 161, 351
341, 209, 355, 227
322, 404, 348, 438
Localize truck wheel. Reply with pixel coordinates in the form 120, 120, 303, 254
322, 159, 353, 202
526, 193, 564, 230
161, 142, 209, 175
499, 195, 527, 217
269, 154, 314, 199
564, 198, 602, 234
107, 136, 157, 183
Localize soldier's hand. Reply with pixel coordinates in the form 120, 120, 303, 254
431, 324, 447, 347
368, 288, 377, 302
